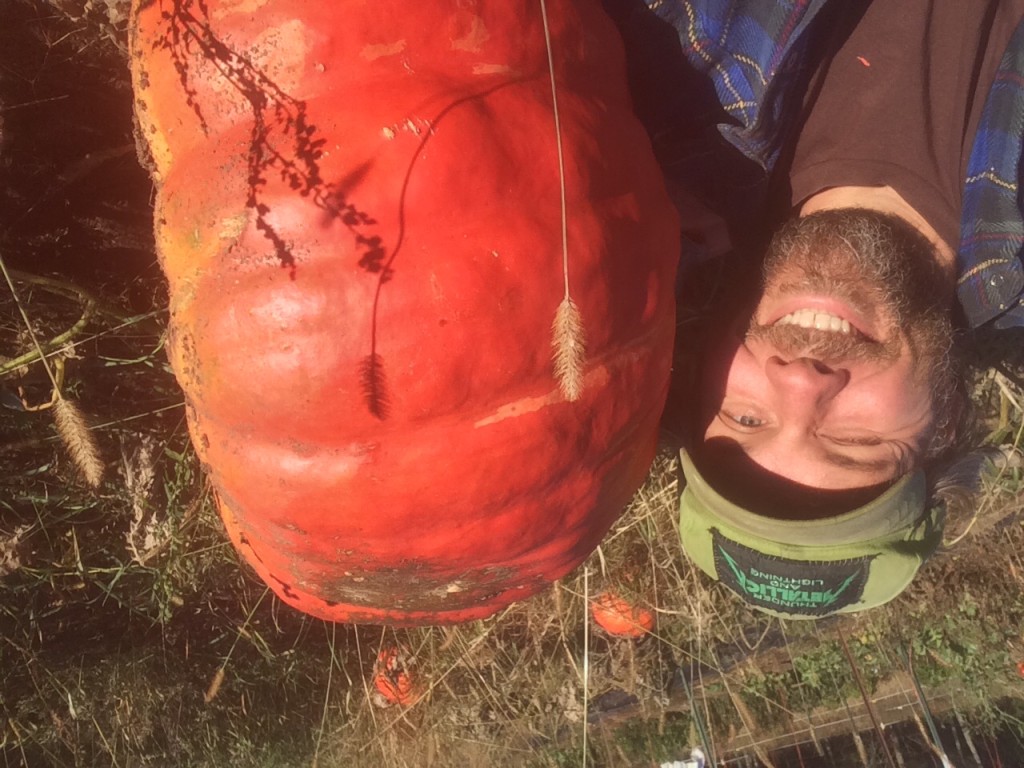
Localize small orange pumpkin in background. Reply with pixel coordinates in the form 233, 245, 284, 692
129, 0, 679, 625
591, 591, 656, 638
372, 647, 421, 707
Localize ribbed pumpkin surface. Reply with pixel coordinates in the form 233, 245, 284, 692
130, 0, 679, 624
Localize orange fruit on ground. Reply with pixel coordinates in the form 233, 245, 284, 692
372, 647, 420, 707
591, 591, 655, 638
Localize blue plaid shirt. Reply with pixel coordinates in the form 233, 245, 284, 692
643, 0, 1024, 329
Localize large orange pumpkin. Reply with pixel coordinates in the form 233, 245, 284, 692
129, 0, 679, 624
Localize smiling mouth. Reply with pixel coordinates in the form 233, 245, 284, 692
749, 306, 895, 363
772, 307, 883, 344
774, 309, 852, 334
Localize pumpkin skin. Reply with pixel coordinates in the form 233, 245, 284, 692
130, 0, 679, 624
591, 591, 656, 638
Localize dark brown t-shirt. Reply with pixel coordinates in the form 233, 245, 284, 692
789, 0, 1023, 251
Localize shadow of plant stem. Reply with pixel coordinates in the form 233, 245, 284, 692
359, 79, 528, 420
153, 0, 384, 277
151, 0, 527, 419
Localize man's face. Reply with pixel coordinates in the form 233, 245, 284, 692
698, 209, 953, 511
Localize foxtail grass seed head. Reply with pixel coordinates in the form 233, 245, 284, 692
204, 667, 226, 704
52, 397, 103, 488
552, 297, 585, 401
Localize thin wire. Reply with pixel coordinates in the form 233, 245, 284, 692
582, 565, 590, 768
838, 626, 898, 768
900, 645, 951, 764
538, 0, 570, 299
679, 659, 715, 764
815, 623, 868, 762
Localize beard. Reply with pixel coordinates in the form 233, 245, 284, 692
744, 208, 954, 377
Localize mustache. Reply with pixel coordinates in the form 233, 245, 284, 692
745, 322, 899, 364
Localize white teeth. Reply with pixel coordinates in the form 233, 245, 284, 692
774, 309, 853, 334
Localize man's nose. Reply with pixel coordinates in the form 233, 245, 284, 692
764, 356, 849, 403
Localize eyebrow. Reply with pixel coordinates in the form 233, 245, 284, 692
823, 449, 898, 474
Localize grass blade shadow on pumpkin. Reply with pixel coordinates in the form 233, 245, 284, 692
150, 0, 529, 420
152, 0, 359, 274
360, 78, 530, 420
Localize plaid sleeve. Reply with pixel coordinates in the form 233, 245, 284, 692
957, 19, 1024, 329
646, 0, 826, 172
644, 0, 1024, 329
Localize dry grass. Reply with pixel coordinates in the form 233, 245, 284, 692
2, 278, 1022, 768
4, 264, 1021, 766
2, 4, 1024, 766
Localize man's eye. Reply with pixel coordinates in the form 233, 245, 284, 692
723, 411, 765, 428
